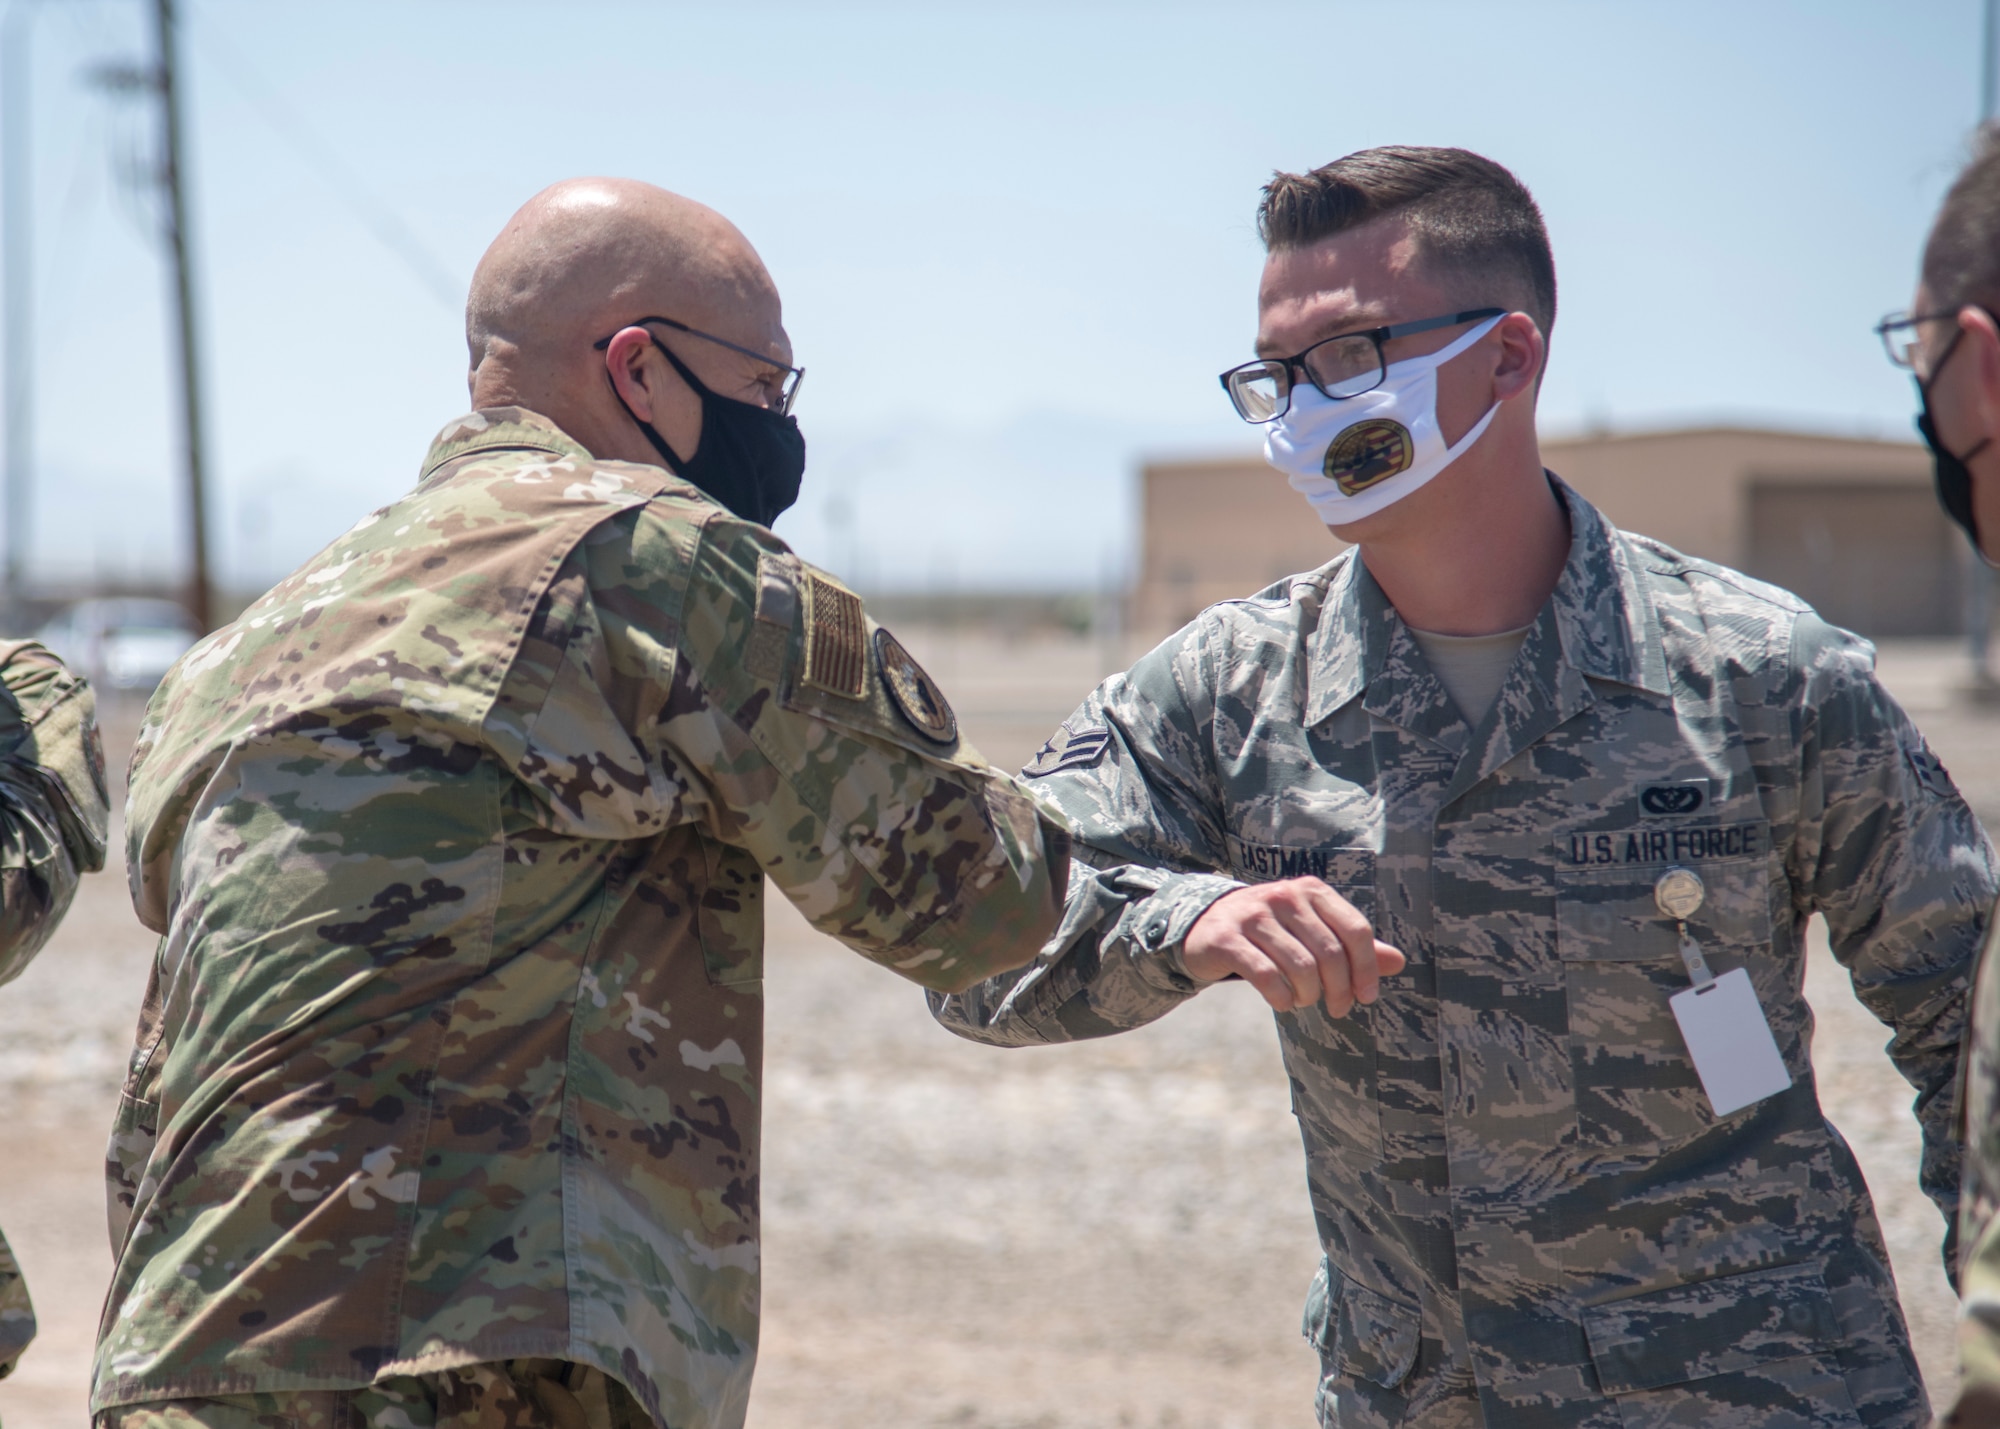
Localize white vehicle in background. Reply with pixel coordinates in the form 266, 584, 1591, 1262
36, 598, 200, 695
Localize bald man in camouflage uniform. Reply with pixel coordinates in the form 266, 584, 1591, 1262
0, 639, 109, 1403
936, 148, 1990, 1427
92, 181, 1066, 1429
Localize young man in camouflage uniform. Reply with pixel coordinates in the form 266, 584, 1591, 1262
1895, 127, 2000, 1429
92, 180, 1068, 1429
0, 640, 109, 1401
934, 147, 1992, 1428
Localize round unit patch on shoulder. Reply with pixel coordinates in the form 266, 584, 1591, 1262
1323, 418, 1415, 495
875, 628, 957, 744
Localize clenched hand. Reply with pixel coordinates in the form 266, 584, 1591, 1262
1182, 877, 1405, 1017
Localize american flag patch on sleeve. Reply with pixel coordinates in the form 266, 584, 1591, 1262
802, 570, 867, 700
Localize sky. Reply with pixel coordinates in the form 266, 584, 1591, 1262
7, 0, 1993, 595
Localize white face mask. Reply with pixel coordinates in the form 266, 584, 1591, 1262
1264, 314, 1503, 525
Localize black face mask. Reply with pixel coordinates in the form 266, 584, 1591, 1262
612, 343, 806, 529
1915, 326, 1991, 551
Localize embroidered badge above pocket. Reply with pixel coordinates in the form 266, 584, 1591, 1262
1638, 779, 1709, 818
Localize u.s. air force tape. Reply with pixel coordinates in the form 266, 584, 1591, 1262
1562, 821, 1766, 868
1023, 723, 1111, 778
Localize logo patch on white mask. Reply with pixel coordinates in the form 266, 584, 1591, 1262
1324, 418, 1415, 494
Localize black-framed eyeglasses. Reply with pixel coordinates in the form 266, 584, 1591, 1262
593, 314, 805, 415
1217, 307, 1505, 423
1875, 309, 1962, 373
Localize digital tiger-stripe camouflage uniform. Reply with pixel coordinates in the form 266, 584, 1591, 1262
0, 639, 110, 1395
93, 408, 1067, 1429
932, 479, 1989, 1429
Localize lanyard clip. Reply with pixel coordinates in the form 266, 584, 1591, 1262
1654, 867, 1715, 991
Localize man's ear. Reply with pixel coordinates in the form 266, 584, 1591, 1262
603, 327, 659, 421
1491, 311, 1545, 403
1963, 306, 2000, 437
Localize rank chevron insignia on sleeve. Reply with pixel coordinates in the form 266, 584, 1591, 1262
1023, 723, 1112, 778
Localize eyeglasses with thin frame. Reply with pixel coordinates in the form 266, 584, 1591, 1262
593, 315, 806, 415
1875, 309, 1962, 374
1217, 307, 1506, 423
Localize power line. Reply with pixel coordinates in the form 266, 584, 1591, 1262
187, 6, 459, 311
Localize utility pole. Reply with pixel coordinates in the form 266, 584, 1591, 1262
2, 4, 32, 626
1973, 0, 1998, 688
152, 0, 211, 633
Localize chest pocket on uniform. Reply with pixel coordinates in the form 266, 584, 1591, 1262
1252, 846, 1383, 1162
1554, 848, 1772, 1148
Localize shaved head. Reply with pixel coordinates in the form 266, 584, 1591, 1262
465, 178, 790, 466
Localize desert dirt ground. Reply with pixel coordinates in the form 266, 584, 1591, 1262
0, 632, 1992, 1428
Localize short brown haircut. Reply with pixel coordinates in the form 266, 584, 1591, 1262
1257, 146, 1557, 340
1924, 122, 2000, 315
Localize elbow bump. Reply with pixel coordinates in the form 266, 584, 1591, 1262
927, 939, 1040, 995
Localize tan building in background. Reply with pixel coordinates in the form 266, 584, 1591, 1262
1132, 427, 1963, 639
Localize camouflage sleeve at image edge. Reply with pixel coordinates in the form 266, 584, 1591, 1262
1956, 915, 2000, 1422
0, 639, 109, 989
1788, 613, 1998, 1275
0, 638, 109, 1381
930, 618, 1243, 1044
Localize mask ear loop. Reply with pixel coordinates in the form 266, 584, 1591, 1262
1380, 312, 1506, 381
1404, 314, 1507, 465
604, 333, 715, 475
1438, 399, 1502, 466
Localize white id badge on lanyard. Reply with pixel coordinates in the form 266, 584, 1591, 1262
1654, 866, 1792, 1119
1669, 970, 1793, 1118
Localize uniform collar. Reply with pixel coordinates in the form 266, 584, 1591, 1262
1302, 475, 1670, 733
418, 407, 594, 482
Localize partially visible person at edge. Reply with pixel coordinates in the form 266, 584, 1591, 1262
931, 145, 1994, 1428
0, 640, 109, 1398
90, 179, 1068, 1429
1902, 124, 2000, 1429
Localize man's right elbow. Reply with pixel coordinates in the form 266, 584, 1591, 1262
917, 931, 1041, 997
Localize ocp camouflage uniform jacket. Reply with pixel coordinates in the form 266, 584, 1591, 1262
932, 480, 1989, 1429
0, 638, 109, 1384
96, 409, 1066, 1428
1952, 928, 2000, 1426
1948, 894, 2000, 1427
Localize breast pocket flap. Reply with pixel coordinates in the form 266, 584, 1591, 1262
1582, 1261, 1840, 1396
1556, 856, 1771, 964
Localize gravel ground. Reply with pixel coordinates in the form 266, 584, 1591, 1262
0, 635, 1989, 1428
